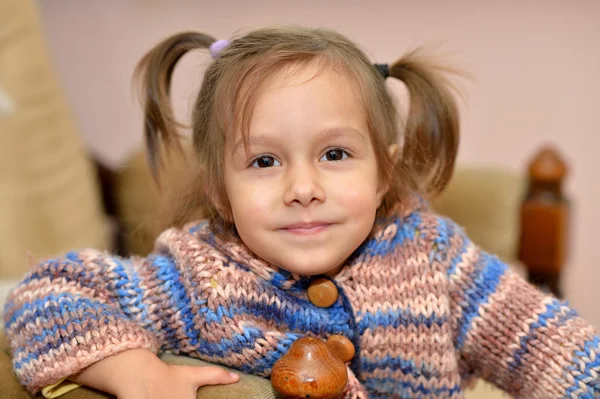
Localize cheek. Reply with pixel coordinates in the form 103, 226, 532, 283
247, 185, 272, 214
228, 180, 272, 223
333, 183, 380, 216
331, 165, 380, 209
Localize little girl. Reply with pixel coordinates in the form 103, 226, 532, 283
4, 27, 600, 399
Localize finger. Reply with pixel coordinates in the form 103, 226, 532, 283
180, 365, 240, 387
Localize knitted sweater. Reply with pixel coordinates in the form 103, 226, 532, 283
4, 201, 600, 398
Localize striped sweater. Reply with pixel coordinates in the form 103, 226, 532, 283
3, 201, 600, 398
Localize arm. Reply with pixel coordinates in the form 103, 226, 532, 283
62, 347, 239, 399
68, 348, 164, 396
441, 218, 600, 398
2, 249, 162, 394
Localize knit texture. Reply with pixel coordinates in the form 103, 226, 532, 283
4, 201, 600, 398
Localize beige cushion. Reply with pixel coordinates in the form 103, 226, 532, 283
162, 354, 277, 399
465, 379, 512, 399
431, 166, 526, 264
114, 142, 198, 256
0, 0, 109, 280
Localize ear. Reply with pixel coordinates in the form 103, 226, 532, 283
207, 182, 234, 222
388, 144, 399, 160
376, 144, 399, 206
215, 198, 234, 223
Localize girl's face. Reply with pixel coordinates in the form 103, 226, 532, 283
223, 63, 387, 276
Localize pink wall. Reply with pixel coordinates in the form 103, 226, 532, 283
36, 1, 600, 324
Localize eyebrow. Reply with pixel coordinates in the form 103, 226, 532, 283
320, 126, 367, 142
231, 127, 367, 155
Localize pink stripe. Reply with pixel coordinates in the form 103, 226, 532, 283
447, 243, 480, 335
16, 330, 158, 393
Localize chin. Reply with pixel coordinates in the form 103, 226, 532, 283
279, 259, 343, 276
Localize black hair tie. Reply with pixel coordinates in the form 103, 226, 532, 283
374, 63, 390, 79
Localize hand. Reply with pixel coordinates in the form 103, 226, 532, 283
69, 349, 239, 399
118, 362, 240, 399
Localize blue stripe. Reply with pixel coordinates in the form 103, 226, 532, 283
355, 213, 421, 259
446, 237, 468, 277
18, 252, 86, 287
195, 326, 279, 358
429, 216, 449, 264
3, 298, 15, 330
563, 336, 600, 398
357, 308, 447, 335
196, 299, 353, 338
103, 255, 154, 332
6, 254, 154, 329
455, 252, 508, 349
508, 299, 578, 371
148, 254, 201, 352
235, 332, 301, 375
12, 317, 296, 377
187, 222, 207, 234
335, 279, 362, 379
270, 269, 299, 289
7, 251, 154, 329
432, 216, 474, 274
361, 355, 439, 379
432, 216, 470, 276
12, 296, 129, 370
7, 290, 327, 377
7, 291, 97, 330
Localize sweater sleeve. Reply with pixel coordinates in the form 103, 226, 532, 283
2, 248, 165, 394
440, 217, 600, 398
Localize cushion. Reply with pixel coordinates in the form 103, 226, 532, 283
0, 0, 110, 280
431, 166, 526, 264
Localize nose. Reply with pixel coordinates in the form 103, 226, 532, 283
283, 163, 325, 207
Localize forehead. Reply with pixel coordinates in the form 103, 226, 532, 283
259, 61, 359, 105
235, 61, 368, 142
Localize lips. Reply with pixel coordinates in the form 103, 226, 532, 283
281, 222, 332, 236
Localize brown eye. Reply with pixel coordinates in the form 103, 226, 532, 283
321, 149, 349, 162
251, 156, 280, 168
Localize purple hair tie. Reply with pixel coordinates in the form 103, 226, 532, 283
210, 39, 230, 59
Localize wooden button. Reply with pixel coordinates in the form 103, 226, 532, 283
307, 278, 338, 308
326, 335, 355, 363
271, 337, 348, 398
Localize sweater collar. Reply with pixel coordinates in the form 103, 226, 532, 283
188, 196, 427, 290
188, 222, 304, 289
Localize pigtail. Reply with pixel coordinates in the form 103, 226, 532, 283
134, 31, 216, 181
389, 49, 463, 197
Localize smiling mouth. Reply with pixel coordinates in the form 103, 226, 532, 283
281, 222, 332, 236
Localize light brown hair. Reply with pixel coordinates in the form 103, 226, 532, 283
134, 27, 462, 237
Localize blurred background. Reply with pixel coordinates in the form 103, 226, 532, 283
1, 0, 599, 330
